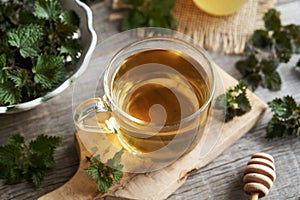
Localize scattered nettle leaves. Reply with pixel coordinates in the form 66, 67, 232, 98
85, 149, 124, 193
266, 95, 300, 139
215, 80, 251, 122
0, 0, 82, 106
120, 0, 177, 31
235, 8, 300, 91
0, 134, 61, 187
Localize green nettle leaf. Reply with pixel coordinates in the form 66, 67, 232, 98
260, 60, 281, 90
266, 96, 300, 139
85, 158, 101, 179
284, 24, 300, 53
0, 0, 82, 106
8, 69, 29, 88
32, 55, 66, 89
149, 0, 177, 28
215, 93, 226, 109
268, 96, 297, 118
107, 150, 124, 169
0, 21, 12, 33
0, 55, 8, 83
0, 133, 61, 187
246, 74, 262, 91
0, 54, 6, 68
249, 29, 272, 48
0, 38, 11, 58
261, 59, 278, 75
120, 0, 177, 31
97, 177, 113, 193
151, 0, 176, 16
29, 170, 45, 188
61, 10, 80, 27
85, 150, 124, 193
33, 0, 62, 21
56, 21, 78, 39
60, 39, 81, 61
263, 8, 281, 31
261, 71, 281, 91
215, 81, 251, 122
7, 24, 42, 58
7, 134, 25, 145
113, 170, 123, 182
0, 144, 22, 163
273, 30, 293, 63
29, 134, 62, 153
266, 117, 289, 138
236, 8, 300, 91
0, 81, 21, 105
235, 55, 258, 76
235, 94, 251, 113
121, 9, 147, 31
19, 9, 40, 25
3, 167, 23, 185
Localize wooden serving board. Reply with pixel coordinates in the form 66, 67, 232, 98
39, 67, 267, 200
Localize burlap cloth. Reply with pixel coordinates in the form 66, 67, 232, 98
112, 0, 275, 54
172, 0, 275, 54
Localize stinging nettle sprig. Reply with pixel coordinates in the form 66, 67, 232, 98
85, 148, 124, 193
0, 134, 61, 187
215, 80, 251, 122
236, 9, 300, 91
266, 95, 300, 139
120, 0, 177, 31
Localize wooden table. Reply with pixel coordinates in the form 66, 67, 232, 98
1, 0, 299, 199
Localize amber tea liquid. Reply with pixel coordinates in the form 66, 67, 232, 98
111, 49, 211, 160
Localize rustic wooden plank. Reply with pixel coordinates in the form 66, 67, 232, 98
1, 0, 300, 200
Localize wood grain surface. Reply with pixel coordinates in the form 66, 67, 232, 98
1, 0, 300, 199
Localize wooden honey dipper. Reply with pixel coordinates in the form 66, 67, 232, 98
243, 153, 276, 200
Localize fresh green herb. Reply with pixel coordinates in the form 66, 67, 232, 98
85, 150, 124, 193
215, 81, 251, 122
0, 134, 61, 187
120, 0, 177, 31
235, 8, 300, 91
266, 95, 300, 139
0, 0, 82, 106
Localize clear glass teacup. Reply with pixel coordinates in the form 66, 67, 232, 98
73, 31, 216, 164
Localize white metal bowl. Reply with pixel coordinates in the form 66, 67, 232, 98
0, 0, 97, 114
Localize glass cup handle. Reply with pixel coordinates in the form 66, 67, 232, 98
73, 97, 117, 134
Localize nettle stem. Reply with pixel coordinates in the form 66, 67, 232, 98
17, 143, 28, 169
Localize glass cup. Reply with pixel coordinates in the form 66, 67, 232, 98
73, 33, 216, 164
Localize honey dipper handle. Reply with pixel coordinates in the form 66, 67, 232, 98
250, 193, 259, 200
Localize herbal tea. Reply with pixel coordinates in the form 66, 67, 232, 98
110, 49, 211, 160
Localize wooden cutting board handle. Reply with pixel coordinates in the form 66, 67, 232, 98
39, 132, 99, 200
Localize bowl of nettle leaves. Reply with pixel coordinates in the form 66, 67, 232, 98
0, 0, 97, 113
